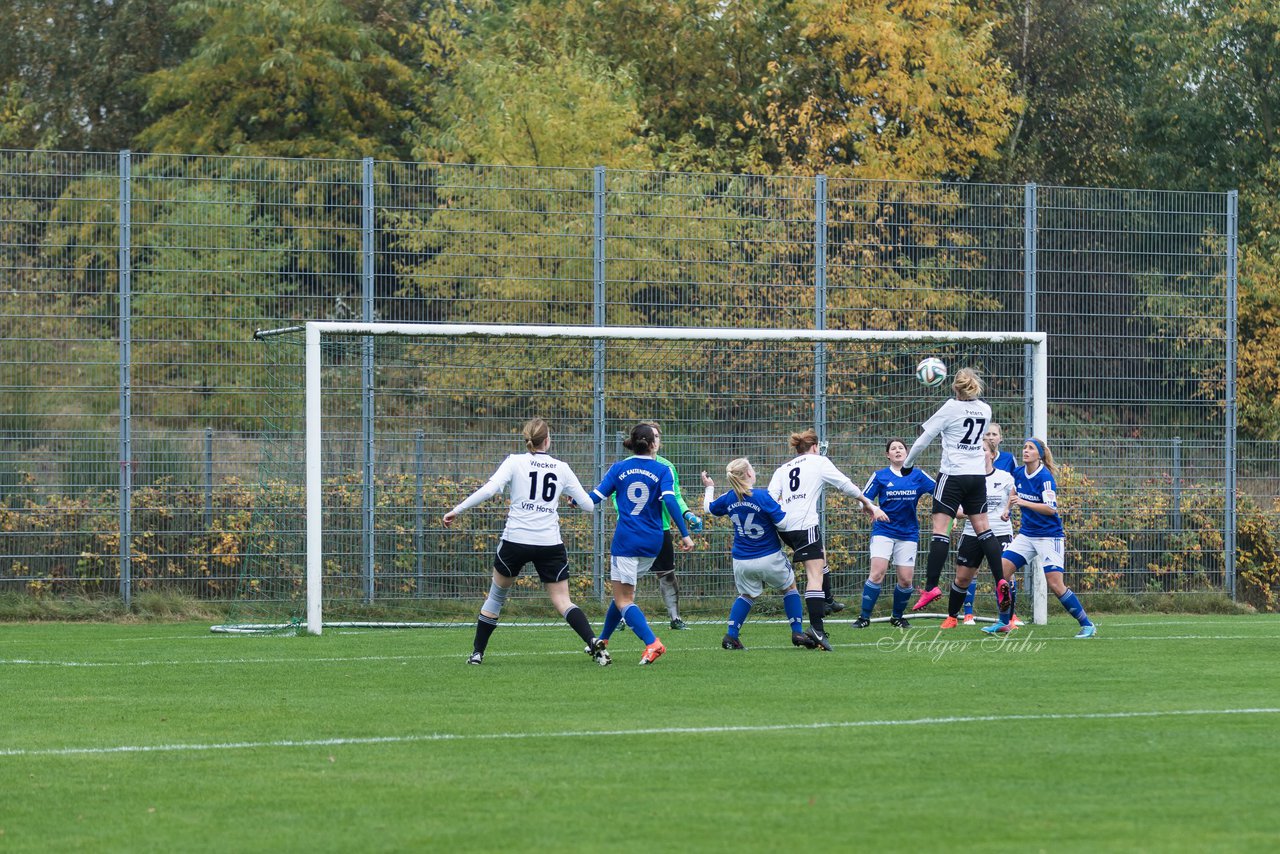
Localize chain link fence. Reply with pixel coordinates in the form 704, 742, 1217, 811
0, 150, 1253, 611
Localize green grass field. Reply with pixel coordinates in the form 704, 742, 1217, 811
3, 614, 1278, 852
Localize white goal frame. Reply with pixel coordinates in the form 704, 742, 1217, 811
301, 321, 1049, 635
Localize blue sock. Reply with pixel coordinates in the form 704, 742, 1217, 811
623, 603, 657, 644
963, 581, 977, 615
727, 596, 753, 638
1057, 587, 1091, 625
783, 590, 804, 633
860, 580, 882, 619
600, 600, 622, 640
892, 584, 913, 618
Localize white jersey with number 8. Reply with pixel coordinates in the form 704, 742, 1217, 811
767, 454, 866, 531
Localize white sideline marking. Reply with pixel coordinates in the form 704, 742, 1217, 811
2, 708, 1277, 758
1, 632, 1275, 668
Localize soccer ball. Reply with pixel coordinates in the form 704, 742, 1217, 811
916, 357, 947, 387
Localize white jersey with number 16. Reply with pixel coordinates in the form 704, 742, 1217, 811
447, 453, 594, 546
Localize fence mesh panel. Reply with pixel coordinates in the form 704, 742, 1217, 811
0, 150, 1247, 610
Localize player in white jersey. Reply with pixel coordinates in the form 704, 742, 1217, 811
939, 444, 1016, 629
960, 422, 1019, 621
443, 418, 607, 666
902, 367, 1011, 616
767, 428, 887, 649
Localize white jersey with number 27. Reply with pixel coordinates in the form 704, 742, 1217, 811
448, 453, 594, 546
904, 397, 992, 476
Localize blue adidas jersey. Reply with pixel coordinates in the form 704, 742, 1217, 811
1014, 464, 1064, 538
592, 456, 685, 557
708, 488, 786, 560
862, 467, 936, 541
993, 451, 1016, 473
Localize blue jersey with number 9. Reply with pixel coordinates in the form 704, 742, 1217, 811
592, 457, 679, 557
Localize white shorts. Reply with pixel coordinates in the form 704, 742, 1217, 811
869, 535, 918, 567
733, 551, 797, 598
1004, 534, 1065, 570
610, 554, 657, 586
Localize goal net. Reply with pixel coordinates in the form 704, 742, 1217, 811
229, 322, 1047, 634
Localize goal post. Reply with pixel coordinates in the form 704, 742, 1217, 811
247, 321, 1048, 635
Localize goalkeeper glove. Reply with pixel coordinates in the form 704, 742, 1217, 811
900, 465, 914, 475
683, 511, 703, 534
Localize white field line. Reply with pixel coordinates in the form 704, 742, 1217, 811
2, 708, 1277, 759
0, 631, 1275, 668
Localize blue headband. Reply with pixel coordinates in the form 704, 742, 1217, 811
1025, 438, 1046, 460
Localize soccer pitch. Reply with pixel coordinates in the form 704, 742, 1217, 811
3, 615, 1278, 852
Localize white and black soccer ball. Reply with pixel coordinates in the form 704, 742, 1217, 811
916, 356, 948, 388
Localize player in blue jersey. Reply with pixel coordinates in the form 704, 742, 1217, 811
634, 422, 701, 630
853, 439, 936, 629
442, 418, 605, 665
587, 422, 694, 664
982, 437, 1097, 637
702, 459, 820, 650
986, 422, 1017, 474
961, 422, 1019, 623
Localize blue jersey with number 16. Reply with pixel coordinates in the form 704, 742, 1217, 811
592, 456, 682, 557
708, 488, 786, 560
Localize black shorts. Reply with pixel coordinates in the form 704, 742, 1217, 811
931, 473, 989, 518
652, 529, 676, 577
956, 532, 1012, 569
494, 540, 570, 584
780, 527, 825, 563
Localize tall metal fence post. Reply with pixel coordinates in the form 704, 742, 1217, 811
362, 157, 376, 603
415, 430, 425, 597
1225, 190, 1238, 599
813, 175, 829, 573
1023, 183, 1038, 436
1172, 436, 1182, 537
814, 175, 828, 435
118, 149, 133, 607
1023, 183, 1040, 613
204, 427, 214, 531
592, 166, 607, 600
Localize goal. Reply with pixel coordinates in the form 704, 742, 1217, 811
233, 322, 1048, 634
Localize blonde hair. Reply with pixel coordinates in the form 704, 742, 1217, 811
789, 429, 819, 453
726, 458, 753, 498
1026, 437, 1056, 474
953, 367, 983, 400
523, 418, 550, 452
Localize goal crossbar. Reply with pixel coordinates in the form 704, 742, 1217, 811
288, 321, 1049, 635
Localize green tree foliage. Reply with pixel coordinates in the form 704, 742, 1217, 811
492, 0, 1019, 179
1131, 0, 1278, 193
975, 0, 1151, 185
754, 0, 1021, 179
415, 50, 650, 168
136, 0, 417, 158
0, 0, 193, 150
